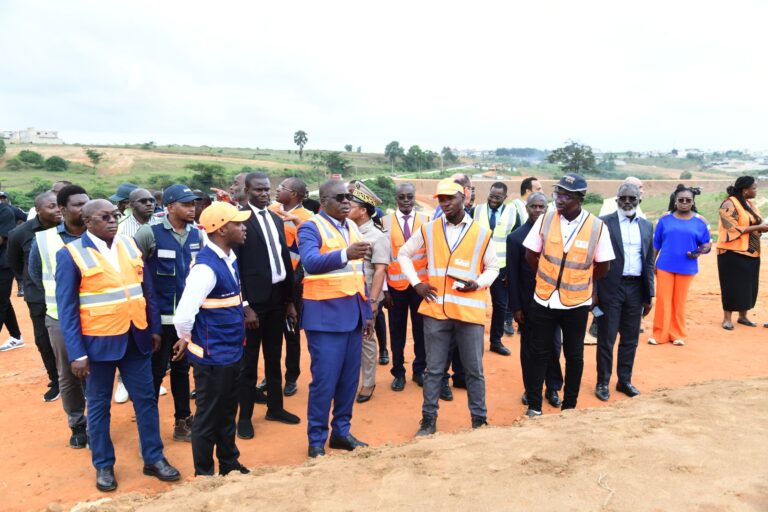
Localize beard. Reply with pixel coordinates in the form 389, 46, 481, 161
618, 206, 637, 218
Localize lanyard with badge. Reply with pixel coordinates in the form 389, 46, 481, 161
562, 210, 586, 253
443, 216, 468, 252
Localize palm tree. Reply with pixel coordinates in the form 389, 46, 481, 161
294, 130, 308, 160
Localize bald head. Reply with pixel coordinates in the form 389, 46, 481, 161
83, 199, 120, 242
82, 199, 114, 218
128, 188, 152, 202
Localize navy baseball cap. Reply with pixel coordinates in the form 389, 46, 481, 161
109, 183, 139, 202
555, 173, 588, 193
163, 184, 198, 204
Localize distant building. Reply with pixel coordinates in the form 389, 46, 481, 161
2, 127, 64, 144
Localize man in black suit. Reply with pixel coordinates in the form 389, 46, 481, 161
506, 192, 563, 408
594, 183, 654, 401
236, 172, 299, 439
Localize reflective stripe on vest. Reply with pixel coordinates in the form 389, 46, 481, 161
36, 228, 66, 320
717, 196, 760, 252
474, 203, 516, 268
202, 295, 243, 309
302, 214, 368, 301
417, 218, 491, 325
383, 212, 428, 290
66, 235, 148, 336
534, 211, 602, 306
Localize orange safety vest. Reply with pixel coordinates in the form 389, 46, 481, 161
383, 211, 429, 290
301, 214, 368, 301
717, 196, 761, 252
534, 211, 603, 307
66, 235, 148, 336
269, 203, 314, 270
417, 218, 492, 325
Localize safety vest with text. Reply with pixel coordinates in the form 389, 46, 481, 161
474, 203, 517, 268
717, 196, 761, 252
301, 214, 367, 301
382, 211, 429, 290
534, 211, 603, 307
269, 203, 314, 270
35, 227, 69, 320
418, 217, 492, 325
65, 235, 148, 336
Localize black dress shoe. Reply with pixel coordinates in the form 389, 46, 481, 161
439, 384, 453, 401
545, 390, 562, 408
356, 386, 375, 403
329, 434, 368, 451
489, 343, 512, 356
253, 388, 268, 404
70, 425, 88, 449
143, 458, 181, 482
521, 393, 528, 406
96, 466, 117, 492
471, 416, 488, 428
284, 381, 298, 397
412, 373, 424, 387
503, 320, 515, 336
308, 445, 326, 458
378, 349, 389, 365
391, 376, 405, 391
220, 463, 250, 476
616, 381, 640, 397
255, 379, 267, 391
190, 389, 197, 399
266, 409, 301, 425
595, 384, 610, 402
416, 415, 437, 436
237, 420, 254, 439
452, 379, 467, 389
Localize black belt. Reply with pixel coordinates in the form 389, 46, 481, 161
621, 275, 641, 281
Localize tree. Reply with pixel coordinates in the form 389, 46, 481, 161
546, 141, 596, 174
384, 141, 404, 170
44, 156, 69, 172
293, 130, 308, 160
323, 152, 350, 175
0, 139, 5, 158
344, 144, 353, 152
680, 170, 693, 180
140, 141, 156, 150
185, 163, 227, 190
441, 146, 458, 164
403, 145, 424, 171
18, 150, 45, 167
85, 148, 104, 167
356, 146, 362, 153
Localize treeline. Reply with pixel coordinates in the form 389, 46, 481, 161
494, 147, 547, 159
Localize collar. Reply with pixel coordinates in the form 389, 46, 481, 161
249, 203, 268, 215
58, 221, 82, 237
445, 213, 472, 228
321, 211, 348, 230
161, 216, 192, 232
561, 209, 586, 225
208, 240, 237, 263
618, 211, 638, 223
396, 209, 414, 220
86, 230, 116, 251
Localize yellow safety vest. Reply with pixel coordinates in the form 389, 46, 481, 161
474, 203, 516, 268
35, 227, 66, 320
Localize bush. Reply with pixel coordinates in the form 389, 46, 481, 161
584, 192, 603, 204
18, 150, 44, 167
680, 170, 693, 180
4, 157, 23, 170
44, 156, 69, 172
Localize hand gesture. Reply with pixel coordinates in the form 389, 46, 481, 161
71, 358, 90, 380
346, 242, 370, 260
171, 339, 188, 361
414, 282, 438, 302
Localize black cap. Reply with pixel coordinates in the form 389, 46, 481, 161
555, 173, 588, 193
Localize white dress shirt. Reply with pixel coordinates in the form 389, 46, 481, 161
396, 208, 415, 235
618, 212, 643, 276
87, 231, 121, 272
398, 214, 499, 289
173, 242, 239, 341
249, 204, 286, 284
523, 210, 615, 310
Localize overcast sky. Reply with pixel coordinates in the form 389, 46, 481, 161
1, 1, 766, 153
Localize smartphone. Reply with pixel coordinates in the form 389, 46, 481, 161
285, 317, 296, 334
592, 306, 604, 318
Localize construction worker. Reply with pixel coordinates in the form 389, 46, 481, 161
298, 179, 373, 458
473, 181, 518, 356
523, 174, 614, 416
172, 201, 251, 476
382, 182, 429, 391
56, 199, 180, 491
399, 178, 499, 436
269, 177, 314, 396
135, 184, 202, 442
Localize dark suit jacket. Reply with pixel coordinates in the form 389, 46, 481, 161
595, 212, 655, 305
506, 221, 536, 314
7, 216, 47, 303
234, 205, 294, 309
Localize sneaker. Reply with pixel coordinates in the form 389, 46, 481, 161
525, 408, 542, 418
647, 338, 658, 345
114, 380, 129, 403
70, 425, 88, 449
43, 383, 61, 402
0, 336, 24, 352
173, 415, 193, 442
673, 339, 685, 346
159, 385, 168, 396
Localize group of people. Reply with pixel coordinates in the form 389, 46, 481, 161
0, 169, 762, 492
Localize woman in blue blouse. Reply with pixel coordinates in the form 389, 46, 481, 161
649, 186, 712, 346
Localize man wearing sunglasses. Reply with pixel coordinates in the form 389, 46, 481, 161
55, 199, 180, 491
118, 188, 160, 238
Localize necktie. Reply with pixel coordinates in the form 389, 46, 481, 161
402, 214, 411, 240
489, 208, 498, 230
259, 211, 282, 276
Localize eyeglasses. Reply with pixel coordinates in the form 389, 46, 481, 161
676, 197, 693, 204
396, 194, 414, 200
136, 198, 156, 204
278, 185, 296, 194
95, 212, 122, 222
553, 191, 578, 200
618, 196, 638, 202
324, 193, 354, 202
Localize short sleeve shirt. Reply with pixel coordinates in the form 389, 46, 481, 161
654, 213, 711, 275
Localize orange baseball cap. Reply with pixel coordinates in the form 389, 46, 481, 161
433, 178, 464, 198
199, 201, 251, 233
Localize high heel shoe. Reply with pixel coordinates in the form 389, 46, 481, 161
356, 385, 375, 403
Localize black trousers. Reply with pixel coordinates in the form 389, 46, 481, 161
527, 302, 589, 411
489, 273, 508, 345
238, 298, 285, 421
191, 361, 241, 476
284, 293, 302, 385
28, 301, 58, 383
519, 306, 563, 395
151, 324, 191, 420
596, 279, 643, 386
0, 269, 21, 339
388, 286, 426, 379
375, 307, 387, 352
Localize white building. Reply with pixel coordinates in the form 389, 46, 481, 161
2, 127, 64, 144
